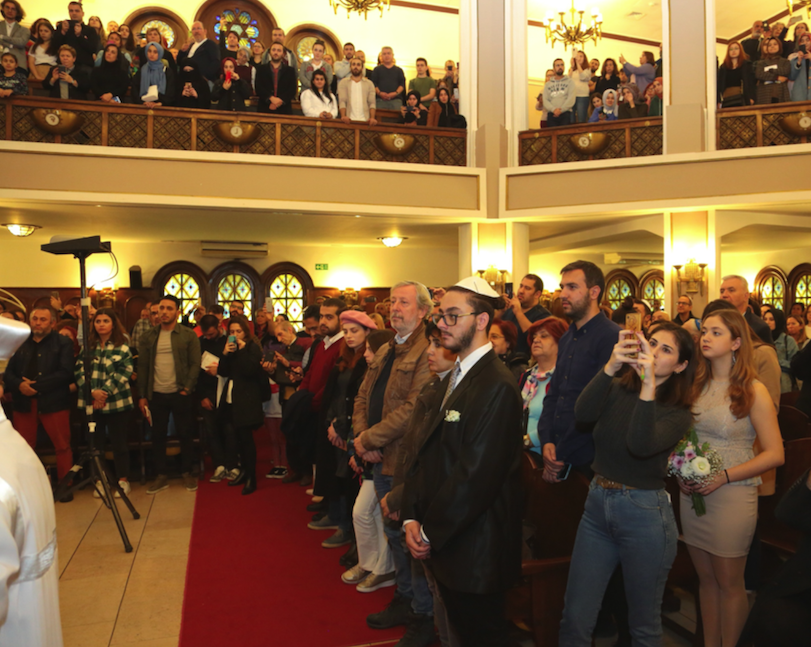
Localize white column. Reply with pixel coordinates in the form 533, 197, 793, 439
459, 0, 479, 167
507, 222, 529, 282
504, 0, 528, 167
458, 223, 478, 279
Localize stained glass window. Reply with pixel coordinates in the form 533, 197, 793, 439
163, 273, 200, 321
269, 273, 305, 330
296, 36, 318, 63
794, 274, 811, 310
760, 275, 785, 310
643, 276, 665, 312
217, 274, 253, 319
606, 277, 633, 310
214, 8, 260, 49
142, 20, 176, 48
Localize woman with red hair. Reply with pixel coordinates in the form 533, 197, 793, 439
717, 41, 755, 108
489, 318, 528, 380
518, 317, 568, 450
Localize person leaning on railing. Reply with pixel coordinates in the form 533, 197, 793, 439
300, 68, 338, 119
42, 44, 91, 100
618, 83, 647, 119
427, 86, 461, 128
789, 33, 811, 102
588, 88, 618, 122
754, 37, 790, 105
338, 56, 377, 126
130, 42, 176, 108
211, 57, 250, 112
91, 43, 129, 103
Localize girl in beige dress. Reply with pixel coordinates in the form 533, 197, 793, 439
680, 308, 783, 647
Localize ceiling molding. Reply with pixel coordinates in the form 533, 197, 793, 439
390, 1, 458, 15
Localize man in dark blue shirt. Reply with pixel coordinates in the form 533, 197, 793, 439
501, 274, 551, 356
538, 261, 620, 480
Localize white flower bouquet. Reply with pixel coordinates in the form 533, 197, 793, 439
667, 427, 723, 516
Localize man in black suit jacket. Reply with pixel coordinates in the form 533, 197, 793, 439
719, 275, 772, 344
53, 1, 99, 68
402, 277, 523, 647
177, 21, 221, 84
255, 42, 297, 115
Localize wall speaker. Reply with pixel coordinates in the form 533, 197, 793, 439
129, 266, 143, 290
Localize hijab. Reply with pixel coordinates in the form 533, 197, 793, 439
94, 43, 127, 87
436, 86, 456, 126
140, 42, 166, 97
601, 88, 619, 118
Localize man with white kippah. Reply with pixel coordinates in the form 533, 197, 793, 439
0, 317, 63, 647
400, 276, 523, 647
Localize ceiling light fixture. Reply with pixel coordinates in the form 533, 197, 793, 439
539, 0, 603, 50
379, 236, 406, 248
787, 0, 811, 19
329, 0, 390, 20
3, 223, 41, 237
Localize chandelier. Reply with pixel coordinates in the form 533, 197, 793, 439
787, 0, 811, 17
329, 0, 390, 19
539, 1, 603, 50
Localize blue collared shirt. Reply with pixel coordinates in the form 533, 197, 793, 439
538, 312, 621, 466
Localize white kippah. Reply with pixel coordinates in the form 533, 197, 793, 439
454, 276, 501, 298
0, 318, 30, 361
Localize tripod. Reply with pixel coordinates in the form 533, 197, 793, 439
45, 237, 140, 552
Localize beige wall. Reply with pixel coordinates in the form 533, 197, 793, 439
0, 238, 458, 290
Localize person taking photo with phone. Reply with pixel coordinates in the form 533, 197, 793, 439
559, 322, 696, 646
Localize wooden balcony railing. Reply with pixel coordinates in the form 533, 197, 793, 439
0, 96, 467, 166
518, 117, 663, 166
717, 100, 811, 150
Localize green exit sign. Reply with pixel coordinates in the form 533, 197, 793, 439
315, 263, 329, 271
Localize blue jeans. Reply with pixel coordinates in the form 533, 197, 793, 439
559, 480, 678, 647
373, 463, 433, 616
328, 496, 352, 533
574, 96, 589, 123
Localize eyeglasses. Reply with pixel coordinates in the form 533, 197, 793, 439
430, 312, 479, 326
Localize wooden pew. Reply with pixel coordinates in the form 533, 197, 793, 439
777, 405, 811, 442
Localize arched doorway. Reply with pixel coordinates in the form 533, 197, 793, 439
123, 7, 190, 49
196, 0, 277, 50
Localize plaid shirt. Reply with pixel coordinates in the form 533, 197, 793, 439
75, 342, 135, 413
130, 319, 152, 354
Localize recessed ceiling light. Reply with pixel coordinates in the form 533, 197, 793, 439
628, 11, 644, 19
378, 236, 407, 248
2, 223, 41, 237
355, 215, 361, 218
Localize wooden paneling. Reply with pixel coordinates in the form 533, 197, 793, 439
717, 101, 811, 150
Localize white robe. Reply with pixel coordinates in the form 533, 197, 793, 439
0, 408, 63, 647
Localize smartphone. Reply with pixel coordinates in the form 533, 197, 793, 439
446, 64, 453, 71
624, 315, 642, 359
505, 282, 514, 298
51, 290, 60, 300
801, 44, 808, 54
557, 463, 572, 481
112, 96, 121, 103
227, 335, 236, 344
225, 69, 232, 82
58, 65, 67, 74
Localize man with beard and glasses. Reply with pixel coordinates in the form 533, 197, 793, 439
353, 281, 433, 646
401, 276, 523, 647
538, 260, 620, 482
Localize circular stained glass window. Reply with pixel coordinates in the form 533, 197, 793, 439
142, 20, 176, 48
296, 36, 318, 63
215, 9, 260, 49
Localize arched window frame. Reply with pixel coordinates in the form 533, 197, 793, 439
755, 265, 788, 311
604, 269, 640, 310
209, 261, 262, 320
788, 263, 811, 312
639, 269, 666, 311
286, 24, 343, 64
151, 261, 209, 321
261, 262, 314, 331
122, 7, 190, 49
196, 0, 277, 52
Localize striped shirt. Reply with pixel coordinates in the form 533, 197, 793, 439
75, 342, 135, 413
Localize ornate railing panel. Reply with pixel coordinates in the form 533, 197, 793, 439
518, 117, 663, 166
1, 96, 467, 167
718, 101, 811, 150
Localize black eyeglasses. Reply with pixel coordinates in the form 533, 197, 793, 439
430, 312, 479, 326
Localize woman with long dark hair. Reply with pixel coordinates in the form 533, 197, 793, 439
74, 308, 135, 496
594, 57, 620, 95
763, 307, 798, 393
569, 50, 591, 123
27, 19, 59, 81
559, 322, 696, 645
217, 314, 267, 495
754, 37, 790, 104
300, 68, 338, 118
681, 309, 783, 647
117, 24, 136, 57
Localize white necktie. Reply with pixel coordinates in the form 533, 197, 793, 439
440, 363, 461, 410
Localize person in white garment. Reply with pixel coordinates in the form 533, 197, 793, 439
0, 317, 63, 647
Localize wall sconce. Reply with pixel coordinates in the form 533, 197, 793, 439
340, 287, 359, 306
475, 266, 509, 295
673, 259, 707, 296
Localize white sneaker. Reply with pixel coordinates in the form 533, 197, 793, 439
93, 479, 107, 500
341, 563, 370, 584
209, 466, 227, 483
114, 480, 131, 498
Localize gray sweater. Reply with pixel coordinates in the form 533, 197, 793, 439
542, 76, 576, 113
575, 371, 692, 490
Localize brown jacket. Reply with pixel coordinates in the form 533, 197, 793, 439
426, 101, 458, 128
353, 321, 432, 476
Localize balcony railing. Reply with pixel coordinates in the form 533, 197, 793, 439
518, 117, 663, 166
0, 96, 467, 166
717, 101, 811, 150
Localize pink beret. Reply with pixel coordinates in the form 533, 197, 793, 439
340, 310, 378, 331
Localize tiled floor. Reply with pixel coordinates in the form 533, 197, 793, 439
55, 481, 194, 647
55, 482, 694, 647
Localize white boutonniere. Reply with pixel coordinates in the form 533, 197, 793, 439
444, 410, 461, 422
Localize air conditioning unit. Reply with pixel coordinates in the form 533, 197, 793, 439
201, 241, 268, 258
604, 252, 663, 266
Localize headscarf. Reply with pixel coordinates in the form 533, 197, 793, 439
406, 89, 421, 105
653, 77, 663, 98
139, 42, 166, 97
436, 86, 455, 126
601, 88, 619, 118
620, 82, 640, 104
94, 43, 127, 88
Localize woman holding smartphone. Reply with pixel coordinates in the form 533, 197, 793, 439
681, 309, 783, 647
559, 322, 696, 646
217, 314, 268, 495
211, 57, 251, 112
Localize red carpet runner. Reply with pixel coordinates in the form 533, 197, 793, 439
179, 431, 404, 647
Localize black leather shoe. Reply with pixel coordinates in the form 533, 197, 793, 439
242, 477, 256, 495
228, 470, 247, 486
311, 511, 327, 522
339, 541, 358, 568
299, 474, 313, 487
58, 492, 74, 503
281, 471, 301, 484
396, 612, 436, 647
306, 500, 326, 512
367, 592, 412, 629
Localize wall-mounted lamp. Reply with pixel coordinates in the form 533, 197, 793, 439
673, 259, 707, 296
379, 236, 407, 248
340, 287, 359, 306
475, 266, 509, 295
3, 223, 41, 237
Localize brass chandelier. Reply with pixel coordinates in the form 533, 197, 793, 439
787, 0, 811, 17
329, 0, 390, 19
539, 1, 603, 50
